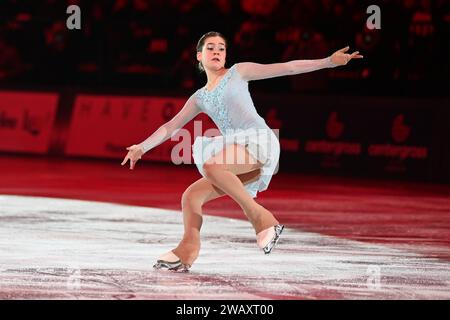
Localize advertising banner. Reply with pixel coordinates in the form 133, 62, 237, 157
66, 94, 216, 162
0, 91, 59, 154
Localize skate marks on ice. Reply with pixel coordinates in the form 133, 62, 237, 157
0, 195, 449, 299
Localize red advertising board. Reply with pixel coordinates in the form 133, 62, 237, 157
66, 95, 215, 162
0, 91, 59, 154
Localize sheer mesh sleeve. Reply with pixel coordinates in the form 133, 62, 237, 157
236, 57, 336, 81
140, 93, 202, 153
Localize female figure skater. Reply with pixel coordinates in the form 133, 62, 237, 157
121, 31, 363, 272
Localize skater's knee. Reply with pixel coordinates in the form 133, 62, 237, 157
181, 188, 202, 209
202, 162, 224, 180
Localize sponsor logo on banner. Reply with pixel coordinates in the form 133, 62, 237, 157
368, 114, 428, 160
0, 91, 58, 154
66, 95, 215, 161
368, 114, 429, 172
391, 114, 411, 143
305, 112, 362, 168
368, 114, 428, 173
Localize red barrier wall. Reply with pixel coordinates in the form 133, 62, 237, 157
0, 91, 58, 154
65, 94, 216, 161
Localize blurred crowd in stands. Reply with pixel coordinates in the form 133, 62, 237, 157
0, 0, 449, 95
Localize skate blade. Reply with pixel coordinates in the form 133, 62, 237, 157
262, 225, 284, 255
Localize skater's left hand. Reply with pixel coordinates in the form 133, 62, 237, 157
331, 46, 363, 66
121, 144, 144, 170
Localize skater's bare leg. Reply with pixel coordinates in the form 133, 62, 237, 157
202, 144, 279, 234
168, 170, 262, 266
171, 178, 225, 266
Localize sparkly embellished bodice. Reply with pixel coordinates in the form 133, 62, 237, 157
194, 64, 269, 134
140, 59, 335, 153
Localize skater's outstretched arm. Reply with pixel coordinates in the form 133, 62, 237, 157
236, 46, 363, 81
121, 94, 201, 169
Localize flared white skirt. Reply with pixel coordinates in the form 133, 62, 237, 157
192, 128, 280, 198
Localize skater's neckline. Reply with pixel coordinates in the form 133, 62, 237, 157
202, 65, 235, 93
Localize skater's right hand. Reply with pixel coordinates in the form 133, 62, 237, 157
330, 46, 363, 66
121, 144, 144, 170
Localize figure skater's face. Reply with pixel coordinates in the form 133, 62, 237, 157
197, 36, 227, 71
